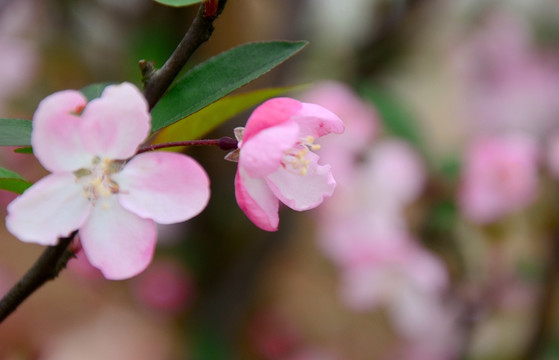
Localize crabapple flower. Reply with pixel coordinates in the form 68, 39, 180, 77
233, 97, 344, 231
5, 83, 210, 280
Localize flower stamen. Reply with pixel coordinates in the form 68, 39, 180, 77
281, 136, 320, 176
75, 157, 123, 204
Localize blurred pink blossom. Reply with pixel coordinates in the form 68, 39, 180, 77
339, 238, 448, 313
359, 140, 425, 211
454, 11, 559, 136
458, 134, 539, 224
318, 213, 409, 269
339, 237, 456, 358
318, 139, 425, 266
234, 97, 344, 231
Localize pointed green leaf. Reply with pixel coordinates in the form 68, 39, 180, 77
154, 85, 301, 147
14, 147, 33, 154
0, 118, 32, 146
153, 0, 203, 6
151, 41, 308, 132
0, 167, 32, 194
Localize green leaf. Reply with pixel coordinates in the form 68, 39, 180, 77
0, 167, 32, 194
152, 0, 202, 7
14, 147, 33, 154
80, 82, 112, 102
151, 41, 308, 132
0, 118, 32, 146
154, 85, 301, 146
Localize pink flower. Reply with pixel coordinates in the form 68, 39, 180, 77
5, 83, 210, 280
458, 134, 539, 224
339, 237, 448, 313
453, 11, 559, 136
234, 97, 344, 231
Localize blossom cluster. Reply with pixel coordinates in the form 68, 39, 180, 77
4, 83, 343, 280
303, 82, 459, 358
455, 10, 559, 224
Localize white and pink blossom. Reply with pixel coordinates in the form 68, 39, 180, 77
234, 97, 344, 231
6, 83, 210, 280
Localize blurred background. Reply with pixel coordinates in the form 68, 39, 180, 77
1, 0, 559, 359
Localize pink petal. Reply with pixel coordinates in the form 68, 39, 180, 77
6, 173, 92, 245
32, 90, 91, 172
235, 167, 279, 231
239, 120, 299, 178
80, 83, 150, 160
115, 152, 210, 224
292, 102, 345, 138
80, 195, 156, 280
266, 152, 336, 211
242, 97, 302, 143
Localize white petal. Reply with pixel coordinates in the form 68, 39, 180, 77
6, 173, 92, 245
266, 152, 336, 211
80, 83, 150, 160
115, 152, 210, 224
31, 90, 91, 172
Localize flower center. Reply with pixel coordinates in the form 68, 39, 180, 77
282, 135, 321, 176
74, 156, 124, 204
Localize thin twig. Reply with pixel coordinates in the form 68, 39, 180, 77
136, 136, 237, 154
142, 0, 228, 110
0, 231, 77, 323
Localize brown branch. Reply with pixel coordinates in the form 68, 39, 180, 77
142, 0, 228, 110
0, 231, 77, 323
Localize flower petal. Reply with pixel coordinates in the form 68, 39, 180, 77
239, 120, 299, 178
80, 195, 156, 280
242, 97, 302, 143
6, 173, 92, 245
235, 167, 279, 231
266, 152, 336, 211
32, 90, 91, 172
293, 102, 345, 138
80, 82, 150, 160
115, 152, 210, 224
